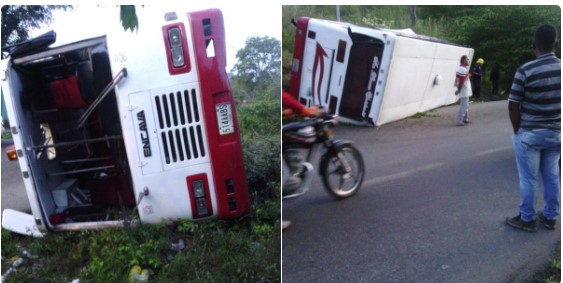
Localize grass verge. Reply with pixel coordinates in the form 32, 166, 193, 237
1, 198, 280, 282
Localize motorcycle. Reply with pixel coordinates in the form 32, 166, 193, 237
282, 113, 365, 199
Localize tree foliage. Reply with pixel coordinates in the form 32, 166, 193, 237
440, 6, 561, 88
230, 36, 281, 203
416, 5, 560, 88
1, 5, 71, 47
1, 5, 140, 49
231, 36, 281, 102
120, 5, 138, 32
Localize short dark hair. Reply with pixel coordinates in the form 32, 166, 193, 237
460, 55, 467, 64
533, 24, 557, 52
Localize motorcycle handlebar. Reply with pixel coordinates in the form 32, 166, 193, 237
309, 112, 338, 127
282, 112, 337, 132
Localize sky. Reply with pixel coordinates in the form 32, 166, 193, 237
29, 4, 281, 72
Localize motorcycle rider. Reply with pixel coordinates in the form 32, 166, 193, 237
282, 90, 323, 230
282, 90, 319, 117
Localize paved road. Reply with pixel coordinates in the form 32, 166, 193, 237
1, 138, 30, 213
282, 101, 560, 283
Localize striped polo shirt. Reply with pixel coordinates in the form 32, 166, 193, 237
509, 53, 561, 130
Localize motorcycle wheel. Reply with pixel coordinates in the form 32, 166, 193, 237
320, 144, 364, 199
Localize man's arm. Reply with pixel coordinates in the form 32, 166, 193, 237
282, 91, 306, 113
455, 75, 466, 94
508, 100, 521, 134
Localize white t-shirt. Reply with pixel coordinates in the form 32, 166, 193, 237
456, 66, 472, 98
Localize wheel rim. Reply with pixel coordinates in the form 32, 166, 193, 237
323, 147, 364, 197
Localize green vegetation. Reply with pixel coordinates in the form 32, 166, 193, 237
1, 131, 11, 139
233, 36, 281, 206
408, 112, 438, 119
544, 258, 561, 283
1, 210, 280, 282
1, 6, 72, 46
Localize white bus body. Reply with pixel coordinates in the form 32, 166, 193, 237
1, 8, 249, 236
290, 17, 474, 126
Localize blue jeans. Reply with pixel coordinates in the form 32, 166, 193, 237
512, 128, 561, 222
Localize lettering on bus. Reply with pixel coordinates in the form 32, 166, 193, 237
137, 111, 152, 157
362, 55, 380, 118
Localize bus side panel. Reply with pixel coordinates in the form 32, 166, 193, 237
188, 9, 250, 219
378, 36, 437, 125
289, 17, 309, 100
419, 43, 471, 111
377, 37, 473, 126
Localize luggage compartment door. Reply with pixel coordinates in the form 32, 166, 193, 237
339, 39, 384, 122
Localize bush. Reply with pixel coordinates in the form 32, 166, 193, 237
237, 91, 281, 203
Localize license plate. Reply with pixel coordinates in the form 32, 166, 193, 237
216, 103, 234, 135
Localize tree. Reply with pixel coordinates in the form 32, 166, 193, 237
232, 37, 281, 203
1, 5, 71, 47
408, 5, 417, 28
461, 7, 535, 59
120, 5, 138, 32
2, 5, 140, 49
231, 36, 281, 101
438, 6, 560, 91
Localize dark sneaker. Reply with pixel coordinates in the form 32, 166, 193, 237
506, 215, 537, 232
537, 212, 556, 230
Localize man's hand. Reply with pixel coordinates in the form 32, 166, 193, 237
282, 108, 295, 117
508, 100, 521, 134
302, 105, 325, 117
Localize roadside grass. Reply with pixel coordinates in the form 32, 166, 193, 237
526, 250, 561, 283
1, 200, 280, 282
408, 111, 439, 119
532, 241, 561, 283
543, 258, 561, 283
1, 131, 11, 140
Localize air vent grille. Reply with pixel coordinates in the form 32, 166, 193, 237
154, 89, 206, 165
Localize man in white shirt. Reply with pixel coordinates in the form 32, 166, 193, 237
455, 55, 472, 126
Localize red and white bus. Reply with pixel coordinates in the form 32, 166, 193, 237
289, 17, 474, 126
1, 8, 249, 236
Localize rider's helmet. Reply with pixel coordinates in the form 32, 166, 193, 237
476, 58, 484, 64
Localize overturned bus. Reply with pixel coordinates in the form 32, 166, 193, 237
289, 17, 474, 126
1, 8, 249, 236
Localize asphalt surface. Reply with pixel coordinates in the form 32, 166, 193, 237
1, 137, 31, 213
282, 100, 561, 283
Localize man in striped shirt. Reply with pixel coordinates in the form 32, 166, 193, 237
506, 24, 561, 232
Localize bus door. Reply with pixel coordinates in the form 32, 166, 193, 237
339, 35, 384, 122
